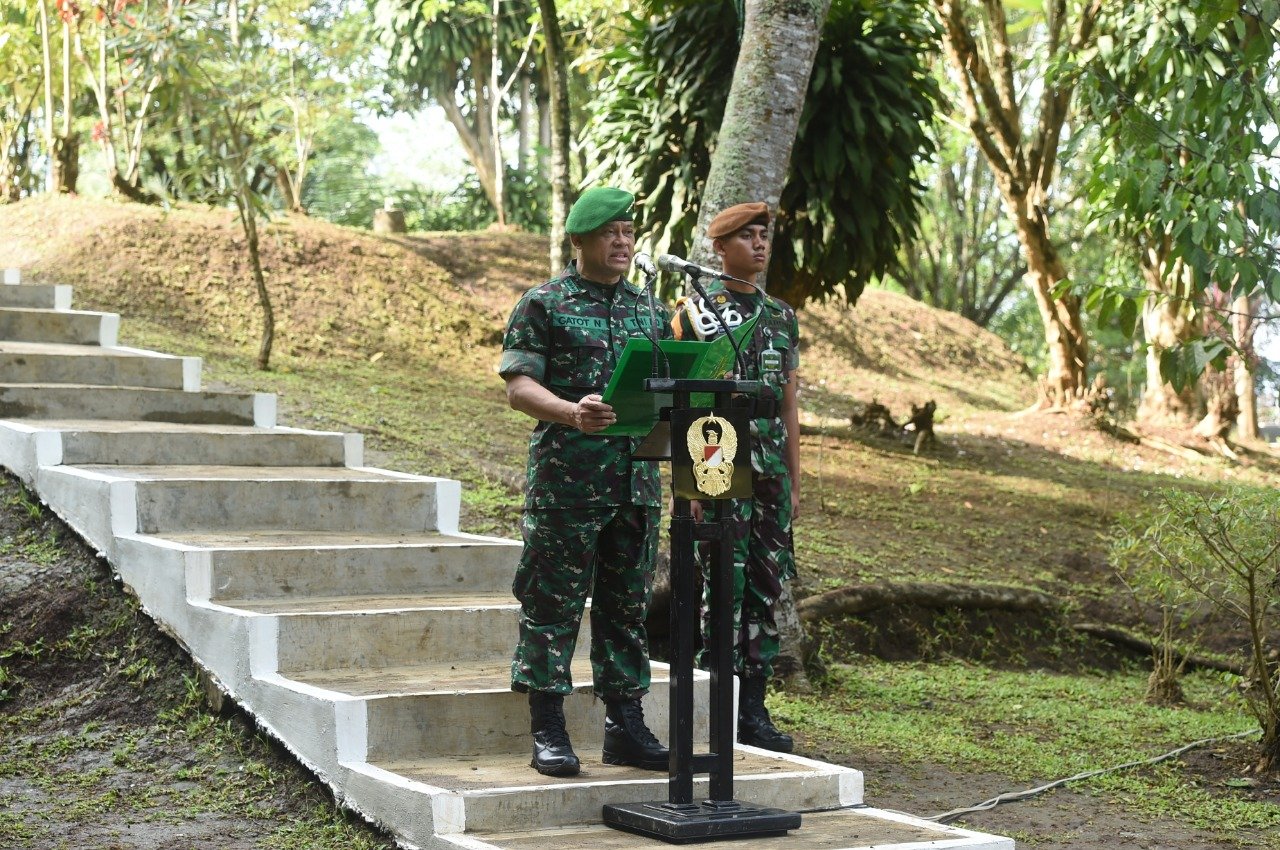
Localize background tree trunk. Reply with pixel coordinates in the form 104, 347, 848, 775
1232, 293, 1258, 440
536, 0, 572, 274
933, 0, 1101, 408
690, 0, 833, 270
1137, 245, 1199, 428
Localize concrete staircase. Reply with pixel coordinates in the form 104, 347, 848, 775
0, 268, 1013, 850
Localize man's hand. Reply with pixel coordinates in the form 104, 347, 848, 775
572, 394, 617, 433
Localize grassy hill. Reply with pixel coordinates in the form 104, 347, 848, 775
2, 194, 1278, 848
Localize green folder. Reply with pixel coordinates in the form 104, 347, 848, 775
600, 314, 758, 436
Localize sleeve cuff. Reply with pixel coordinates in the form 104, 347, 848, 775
499, 350, 546, 382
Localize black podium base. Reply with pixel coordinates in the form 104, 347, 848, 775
602, 799, 801, 844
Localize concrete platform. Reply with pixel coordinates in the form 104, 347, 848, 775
461, 807, 1010, 850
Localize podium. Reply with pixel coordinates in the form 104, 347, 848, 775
601, 368, 801, 843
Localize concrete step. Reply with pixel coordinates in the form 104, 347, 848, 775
221, 589, 517, 615
0, 384, 272, 425
0, 342, 198, 389
366, 746, 855, 834
0, 283, 72, 310
273, 603, 522, 672
97, 465, 445, 534
34, 420, 355, 467
457, 807, 1013, 850
291, 658, 699, 760
195, 536, 518, 601
0, 306, 118, 346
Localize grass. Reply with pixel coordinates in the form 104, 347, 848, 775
774, 662, 1279, 844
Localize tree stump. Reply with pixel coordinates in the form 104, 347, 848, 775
373, 201, 406, 234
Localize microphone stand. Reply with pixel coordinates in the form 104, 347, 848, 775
685, 270, 749, 379
643, 267, 665, 380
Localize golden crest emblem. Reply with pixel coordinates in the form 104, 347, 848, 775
687, 414, 738, 497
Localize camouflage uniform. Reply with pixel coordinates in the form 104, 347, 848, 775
500, 261, 672, 699
675, 282, 799, 677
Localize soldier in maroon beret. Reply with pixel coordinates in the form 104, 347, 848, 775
672, 201, 801, 753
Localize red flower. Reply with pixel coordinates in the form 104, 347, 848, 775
92, 121, 107, 143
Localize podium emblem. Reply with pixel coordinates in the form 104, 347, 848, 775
687, 414, 737, 497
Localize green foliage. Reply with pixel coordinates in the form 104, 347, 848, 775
583, 1, 733, 277
0, 0, 46, 199
1075, 0, 1280, 388
771, 0, 940, 306
584, 0, 939, 305
1110, 485, 1280, 768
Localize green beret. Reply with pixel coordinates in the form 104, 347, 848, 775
566, 187, 634, 234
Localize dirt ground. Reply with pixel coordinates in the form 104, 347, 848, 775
0, 475, 397, 850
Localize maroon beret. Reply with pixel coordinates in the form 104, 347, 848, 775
708, 202, 770, 238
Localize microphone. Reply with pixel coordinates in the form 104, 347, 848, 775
633, 251, 658, 277
656, 253, 749, 284
630, 252, 667, 379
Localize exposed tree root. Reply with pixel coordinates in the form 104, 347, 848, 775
1071, 622, 1245, 676
796, 580, 1057, 622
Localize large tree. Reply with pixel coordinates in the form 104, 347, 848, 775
690, 0, 833, 271
375, 0, 541, 220
1078, 0, 1280, 438
933, 0, 1102, 408
586, 0, 939, 307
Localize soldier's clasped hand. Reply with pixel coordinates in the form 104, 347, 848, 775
571, 394, 617, 433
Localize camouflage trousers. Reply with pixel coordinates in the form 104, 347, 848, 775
511, 505, 659, 699
698, 474, 795, 678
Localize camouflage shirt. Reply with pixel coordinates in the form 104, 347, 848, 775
673, 282, 799, 476
499, 262, 673, 508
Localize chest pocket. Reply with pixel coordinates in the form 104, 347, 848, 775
549, 323, 610, 392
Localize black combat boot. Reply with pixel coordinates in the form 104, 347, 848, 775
529, 690, 580, 777
602, 698, 669, 770
737, 673, 794, 753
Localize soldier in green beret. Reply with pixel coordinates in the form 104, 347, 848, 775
671, 201, 801, 753
499, 186, 672, 777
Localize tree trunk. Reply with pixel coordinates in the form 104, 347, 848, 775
1194, 366, 1238, 441
439, 92, 499, 217
490, 0, 506, 228
517, 73, 530, 177
536, 0, 572, 275
690, 0, 833, 269
537, 84, 551, 175
1232, 293, 1259, 440
1014, 204, 1087, 407
235, 192, 274, 371
1137, 246, 1199, 428
934, 0, 1101, 406
36, 0, 60, 192
276, 167, 303, 213
52, 133, 78, 194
